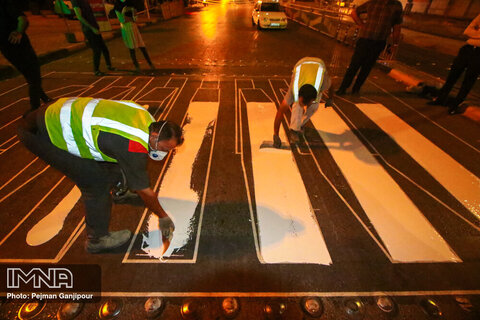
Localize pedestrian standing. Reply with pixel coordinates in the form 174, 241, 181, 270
72, 0, 115, 75
114, 0, 154, 72
273, 57, 334, 148
429, 13, 480, 115
0, 0, 51, 113
336, 0, 403, 95
17, 97, 183, 253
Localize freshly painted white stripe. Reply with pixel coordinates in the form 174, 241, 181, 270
142, 102, 219, 259
60, 99, 81, 157
81, 99, 104, 161
310, 106, 460, 263
26, 187, 81, 246
246, 102, 331, 264
356, 103, 480, 221
90, 118, 149, 143
293, 65, 301, 102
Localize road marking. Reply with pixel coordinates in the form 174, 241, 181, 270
0, 165, 50, 204
267, 79, 394, 261
244, 98, 331, 264
0, 176, 65, 249
26, 187, 81, 246
367, 80, 480, 154
141, 101, 219, 259
310, 106, 460, 263
356, 103, 480, 222
333, 95, 480, 232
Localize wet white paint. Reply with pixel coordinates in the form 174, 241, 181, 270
141, 102, 219, 259
246, 102, 331, 264
356, 103, 480, 221
26, 187, 81, 246
311, 106, 460, 263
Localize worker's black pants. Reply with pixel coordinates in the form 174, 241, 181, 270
129, 47, 153, 68
83, 28, 112, 72
17, 108, 122, 240
338, 38, 386, 93
0, 35, 49, 110
436, 44, 480, 105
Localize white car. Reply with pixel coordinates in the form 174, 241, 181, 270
252, 0, 287, 30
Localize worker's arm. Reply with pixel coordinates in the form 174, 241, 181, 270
464, 15, 480, 39
274, 99, 289, 136
8, 15, 28, 44
73, 7, 99, 34
350, 9, 364, 28
137, 187, 174, 236
137, 187, 169, 218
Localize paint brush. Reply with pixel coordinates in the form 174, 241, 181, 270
260, 141, 324, 150
160, 231, 173, 257
259, 141, 291, 150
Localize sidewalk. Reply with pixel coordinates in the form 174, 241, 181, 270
286, 2, 480, 121
0, 11, 162, 79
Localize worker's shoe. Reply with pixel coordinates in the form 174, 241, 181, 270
86, 230, 132, 254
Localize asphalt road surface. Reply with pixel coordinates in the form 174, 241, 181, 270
0, 1, 479, 319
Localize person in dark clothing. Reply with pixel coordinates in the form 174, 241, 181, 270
0, 0, 51, 112
336, 0, 403, 95
114, 0, 154, 72
429, 13, 480, 115
72, 0, 115, 75
17, 98, 183, 253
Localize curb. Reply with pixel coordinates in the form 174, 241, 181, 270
0, 18, 161, 81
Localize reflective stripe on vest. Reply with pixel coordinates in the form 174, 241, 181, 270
293, 60, 326, 102
45, 97, 154, 162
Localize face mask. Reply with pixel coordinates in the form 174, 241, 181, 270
149, 150, 168, 161
149, 121, 169, 161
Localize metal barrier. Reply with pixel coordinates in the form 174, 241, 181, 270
282, 3, 399, 61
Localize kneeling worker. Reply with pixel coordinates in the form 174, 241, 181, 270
273, 57, 334, 148
18, 98, 183, 253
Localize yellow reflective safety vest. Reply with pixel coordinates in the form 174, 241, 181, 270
44, 97, 155, 162
292, 57, 327, 103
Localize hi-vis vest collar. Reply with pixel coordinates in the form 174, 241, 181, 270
293, 57, 326, 103
44, 97, 155, 162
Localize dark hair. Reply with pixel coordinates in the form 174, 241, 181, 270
298, 84, 317, 103
149, 121, 184, 146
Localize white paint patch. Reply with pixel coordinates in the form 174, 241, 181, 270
356, 103, 480, 221
141, 102, 219, 259
26, 187, 81, 246
311, 106, 460, 263
246, 102, 331, 264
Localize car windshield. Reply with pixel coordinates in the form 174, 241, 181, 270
261, 3, 282, 12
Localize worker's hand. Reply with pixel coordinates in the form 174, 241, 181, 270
91, 27, 100, 35
8, 31, 23, 44
273, 134, 282, 149
159, 216, 175, 238
325, 98, 334, 108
